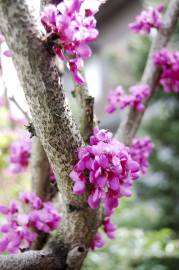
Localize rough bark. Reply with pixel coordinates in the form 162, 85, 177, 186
73, 80, 98, 144
0, 0, 99, 269
0, 251, 67, 270
31, 137, 58, 202
116, 0, 179, 145
80, 96, 94, 144
74, 84, 95, 143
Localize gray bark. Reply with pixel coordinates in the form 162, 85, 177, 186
0, 251, 67, 270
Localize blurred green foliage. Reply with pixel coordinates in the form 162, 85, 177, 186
84, 228, 179, 270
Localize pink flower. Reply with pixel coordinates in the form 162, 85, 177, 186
0, 192, 62, 254
103, 217, 117, 239
105, 86, 125, 113
70, 128, 140, 215
41, 0, 105, 85
48, 167, 56, 183
29, 202, 61, 233
20, 192, 43, 210
9, 136, 31, 174
41, 4, 58, 30
154, 48, 179, 93
70, 129, 142, 251
90, 233, 105, 250
129, 4, 164, 34
106, 84, 151, 114
129, 84, 151, 112
130, 137, 154, 174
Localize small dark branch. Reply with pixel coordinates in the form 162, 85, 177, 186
73, 83, 97, 143
116, 0, 179, 146
0, 251, 67, 270
80, 96, 94, 144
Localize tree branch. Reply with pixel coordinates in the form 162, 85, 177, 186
0, 244, 88, 270
0, 250, 67, 270
116, 0, 179, 145
73, 84, 95, 143
80, 96, 94, 144
0, 0, 99, 268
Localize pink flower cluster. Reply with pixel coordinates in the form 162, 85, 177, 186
0, 33, 12, 57
129, 4, 164, 34
130, 137, 154, 174
41, 0, 105, 85
9, 136, 31, 174
106, 84, 151, 114
0, 192, 62, 253
70, 128, 140, 216
90, 216, 117, 250
154, 48, 179, 93
90, 135, 154, 250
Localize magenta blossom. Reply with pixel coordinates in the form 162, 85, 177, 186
105, 86, 125, 113
90, 215, 117, 251
0, 192, 62, 253
41, 0, 106, 85
103, 217, 117, 239
48, 167, 56, 183
70, 128, 140, 216
106, 84, 151, 114
130, 137, 154, 174
154, 48, 179, 93
129, 4, 164, 34
9, 136, 31, 174
90, 233, 105, 251
129, 84, 151, 112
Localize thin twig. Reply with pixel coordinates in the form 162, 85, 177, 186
73, 77, 97, 143
9, 96, 31, 122
80, 96, 94, 144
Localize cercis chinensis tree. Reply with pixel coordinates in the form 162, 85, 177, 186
0, 0, 179, 269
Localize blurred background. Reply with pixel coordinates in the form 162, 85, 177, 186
0, 0, 179, 269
